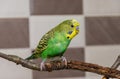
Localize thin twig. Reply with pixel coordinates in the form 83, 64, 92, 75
111, 55, 120, 69
0, 52, 120, 78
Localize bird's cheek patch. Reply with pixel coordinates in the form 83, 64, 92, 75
66, 30, 78, 39
67, 31, 73, 34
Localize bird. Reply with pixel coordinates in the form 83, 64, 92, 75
26, 19, 80, 70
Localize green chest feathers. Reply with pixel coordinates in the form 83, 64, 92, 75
41, 32, 71, 58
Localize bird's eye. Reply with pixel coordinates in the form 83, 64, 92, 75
71, 25, 74, 28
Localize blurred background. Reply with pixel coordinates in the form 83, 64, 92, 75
0, 0, 119, 79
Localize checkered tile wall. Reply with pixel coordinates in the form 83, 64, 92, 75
0, 0, 119, 79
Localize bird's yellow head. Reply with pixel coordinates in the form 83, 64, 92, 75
65, 19, 80, 40
55, 19, 80, 40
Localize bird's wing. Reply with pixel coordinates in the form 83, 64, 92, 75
34, 29, 54, 54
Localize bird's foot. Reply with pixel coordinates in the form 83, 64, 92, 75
40, 61, 45, 71
61, 56, 67, 66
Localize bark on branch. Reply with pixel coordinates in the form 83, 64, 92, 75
0, 52, 120, 78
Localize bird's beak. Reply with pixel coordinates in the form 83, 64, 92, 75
76, 26, 79, 34
76, 26, 79, 31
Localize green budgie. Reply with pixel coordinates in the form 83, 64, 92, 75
26, 19, 80, 70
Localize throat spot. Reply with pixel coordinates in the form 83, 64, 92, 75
67, 36, 70, 39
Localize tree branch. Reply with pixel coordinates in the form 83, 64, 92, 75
0, 52, 120, 78
102, 55, 120, 79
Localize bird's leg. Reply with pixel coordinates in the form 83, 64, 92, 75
40, 59, 46, 71
61, 56, 67, 66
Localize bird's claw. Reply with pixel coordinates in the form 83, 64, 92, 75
61, 56, 67, 66
40, 61, 45, 71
